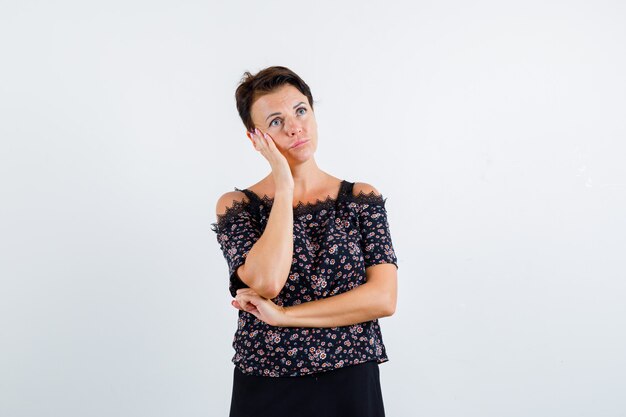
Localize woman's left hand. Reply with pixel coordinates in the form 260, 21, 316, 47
232, 288, 288, 327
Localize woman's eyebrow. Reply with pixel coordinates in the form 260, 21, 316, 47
265, 102, 307, 122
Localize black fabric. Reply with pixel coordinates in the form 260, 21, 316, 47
229, 360, 386, 417
210, 179, 399, 377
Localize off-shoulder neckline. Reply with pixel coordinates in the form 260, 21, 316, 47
237, 179, 349, 210
211, 180, 387, 230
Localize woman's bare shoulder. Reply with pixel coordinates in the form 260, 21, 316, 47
352, 182, 382, 197
215, 190, 250, 217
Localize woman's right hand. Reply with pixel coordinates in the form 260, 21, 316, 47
249, 127, 294, 192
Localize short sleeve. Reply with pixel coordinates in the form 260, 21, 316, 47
356, 196, 399, 270
210, 201, 261, 297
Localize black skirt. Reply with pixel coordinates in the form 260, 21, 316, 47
229, 360, 386, 417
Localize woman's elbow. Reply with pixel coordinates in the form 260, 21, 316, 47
245, 278, 281, 300
381, 304, 396, 317
239, 265, 282, 299
381, 294, 397, 317
258, 282, 282, 299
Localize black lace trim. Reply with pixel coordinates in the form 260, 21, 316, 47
210, 184, 387, 232
352, 190, 387, 206
210, 196, 251, 233
251, 192, 342, 217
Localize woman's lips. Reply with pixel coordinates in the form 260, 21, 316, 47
291, 139, 309, 148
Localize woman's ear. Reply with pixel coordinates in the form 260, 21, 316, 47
247, 130, 258, 150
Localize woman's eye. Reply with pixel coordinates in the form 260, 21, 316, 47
269, 108, 306, 127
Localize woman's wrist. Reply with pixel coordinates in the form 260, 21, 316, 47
273, 189, 294, 201
280, 306, 296, 327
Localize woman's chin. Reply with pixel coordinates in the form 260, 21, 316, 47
288, 151, 315, 164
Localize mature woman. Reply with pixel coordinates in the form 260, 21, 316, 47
211, 66, 399, 417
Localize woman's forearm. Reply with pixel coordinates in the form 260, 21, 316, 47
239, 190, 293, 299
281, 282, 393, 328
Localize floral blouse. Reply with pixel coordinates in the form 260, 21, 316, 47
210, 180, 399, 377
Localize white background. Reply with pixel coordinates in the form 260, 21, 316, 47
1, 1, 625, 416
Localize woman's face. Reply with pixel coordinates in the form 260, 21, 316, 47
249, 84, 318, 163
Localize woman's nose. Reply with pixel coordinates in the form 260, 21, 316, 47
284, 118, 303, 135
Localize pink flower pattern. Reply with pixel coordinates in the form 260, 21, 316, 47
211, 180, 398, 377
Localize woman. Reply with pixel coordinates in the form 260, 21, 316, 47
211, 66, 399, 417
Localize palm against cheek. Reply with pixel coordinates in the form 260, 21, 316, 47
250, 127, 284, 152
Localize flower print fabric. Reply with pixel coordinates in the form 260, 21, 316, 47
210, 180, 398, 377
210, 197, 262, 298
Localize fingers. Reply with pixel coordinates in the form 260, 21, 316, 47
249, 128, 265, 150
235, 294, 251, 311
235, 292, 255, 312
233, 299, 257, 316
249, 128, 277, 152
261, 130, 277, 149
236, 293, 260, 315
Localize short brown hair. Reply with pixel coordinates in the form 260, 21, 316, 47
235, 66, 315, 132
